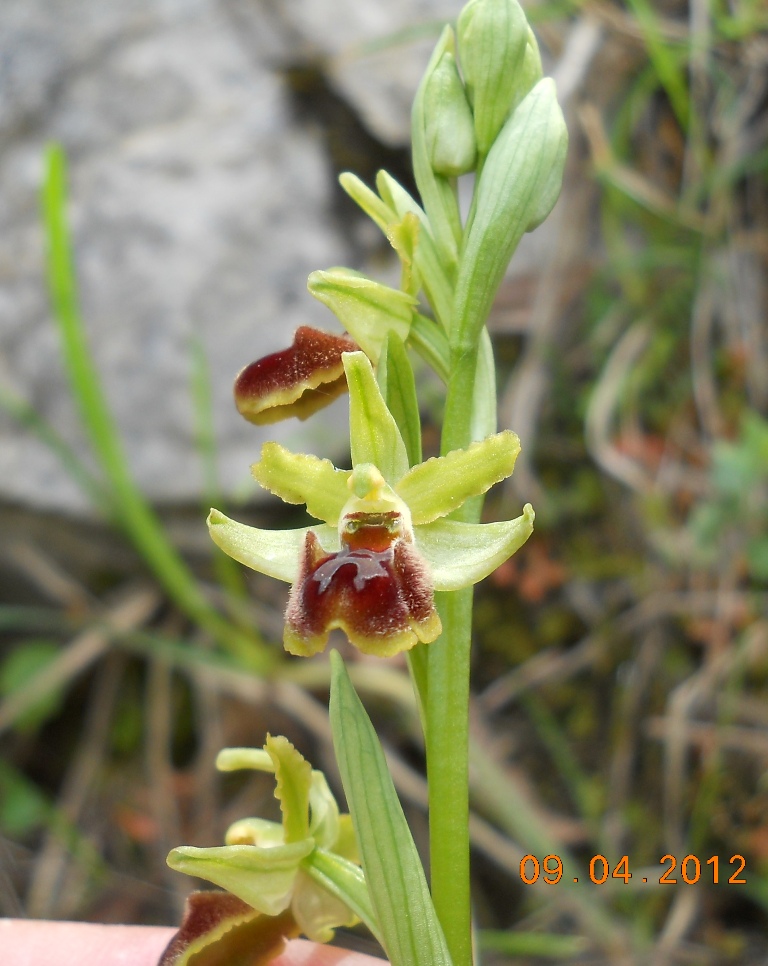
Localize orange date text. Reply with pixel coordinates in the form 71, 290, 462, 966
518, 854, 747, 885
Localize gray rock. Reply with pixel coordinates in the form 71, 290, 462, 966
0, 0, 376, 514
227, 0, 464, 146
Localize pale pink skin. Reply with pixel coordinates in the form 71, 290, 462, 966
0, 920, 386, 966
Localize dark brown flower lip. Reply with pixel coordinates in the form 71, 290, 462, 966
234, 326, 359, 425
283, 529, 442, 658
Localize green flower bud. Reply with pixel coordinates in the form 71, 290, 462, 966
424, 51, 477, 177
457, 0, 530, 155
511, 28, 543, 111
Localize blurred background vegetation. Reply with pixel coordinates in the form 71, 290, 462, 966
1, 1, 767, 964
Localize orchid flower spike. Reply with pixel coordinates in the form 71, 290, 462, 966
209, 351, 533, 658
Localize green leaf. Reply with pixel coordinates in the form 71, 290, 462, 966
397, 431, 520, 524
0, 641, 65, 732
343, 352, 409, 483
479, 929, 588, 959
379, 331, 423, 467
167, 841, 313, 916
207, 510, 338, 583
329, 651, 453, 966
0, 760, 50, 836
265, 736, 312, 845
417, 504, 534, 590
251, 443, 350, 524
307, 268, 415, 362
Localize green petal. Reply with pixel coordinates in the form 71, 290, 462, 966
207, 509, 338, 583
252, 442, 350, 524
216, 747, 273, 773
265, 735, 312, 845
343, 352, 409, 484
397, 431, 521, 524
417, 504, 534, 590
167, 841, 313, 917
307, 268, 415, 362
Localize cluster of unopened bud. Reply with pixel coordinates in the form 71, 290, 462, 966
422, 0, 542, 177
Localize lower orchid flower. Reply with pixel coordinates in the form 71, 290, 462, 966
167, 737, 362, 944
209, 350, 534, 658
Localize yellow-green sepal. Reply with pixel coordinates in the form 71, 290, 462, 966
416, 503, 534, 590
207, 510, 338, 583
167, 840, 314, 917
252, 443, 351, 524
343, 351, 409, 484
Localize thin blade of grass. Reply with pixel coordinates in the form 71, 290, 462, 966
40, 144, 269, 669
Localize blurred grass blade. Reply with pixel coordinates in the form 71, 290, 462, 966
329, 650, 453, 966
624, 0, 689, 129
479, 930, 588, 958
189, 334, 251, 621
0, 383, 110, 515
41, 144, 269, 669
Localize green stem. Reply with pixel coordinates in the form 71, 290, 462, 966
425, 336, 483, 966
442, 343, 481, 456
427, 587, 473, 966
